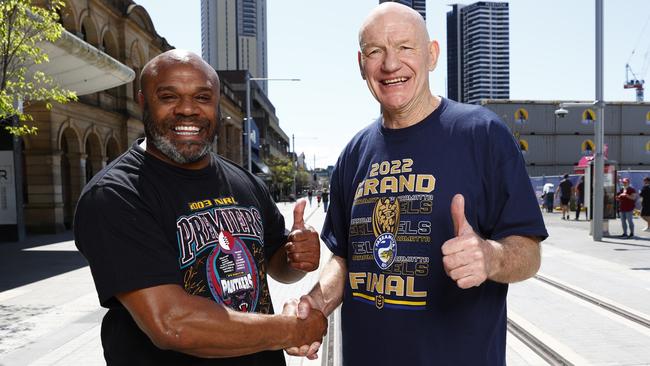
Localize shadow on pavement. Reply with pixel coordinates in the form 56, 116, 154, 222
600, 239, 650, 249
0, 231, 88, 292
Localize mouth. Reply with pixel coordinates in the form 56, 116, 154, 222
381, 77, 409, 86
172, 125, 201, 136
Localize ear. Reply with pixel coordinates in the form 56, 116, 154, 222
137, 90, 145, 107
428, 40, 440, 71
357, 51, 366, 80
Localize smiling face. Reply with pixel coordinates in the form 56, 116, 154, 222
139, 50, 220, 169
358, 3, 439, 122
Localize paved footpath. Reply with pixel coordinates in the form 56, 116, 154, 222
1, 205, 649, 365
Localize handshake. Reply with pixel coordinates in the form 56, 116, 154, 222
282, 295, 327, 360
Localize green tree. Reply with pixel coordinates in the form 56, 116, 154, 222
265, 156, 296, 197
0, 0, 76, 135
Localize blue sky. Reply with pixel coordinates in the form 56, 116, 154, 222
136, 0, 650, 169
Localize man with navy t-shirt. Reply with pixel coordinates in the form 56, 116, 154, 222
283, 3, 548, 365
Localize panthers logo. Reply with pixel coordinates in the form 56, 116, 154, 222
372, 197, 400, 237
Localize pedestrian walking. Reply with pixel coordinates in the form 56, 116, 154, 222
321, 189, 329, 212
640, 177, 650, 231
308, 189, 313, 206
575, 176, 585, 220
556, 174, 573, 220
616, 177, 637, 238
542, 182, 555, 213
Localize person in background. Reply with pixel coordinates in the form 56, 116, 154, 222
307, 189, 313, 206
556, 174, 573, 220
639, 176, 650, 231
616, 177, 637, 238
575, 176, 585, 220
321, 189, 329, 212
542, 182, 555, 213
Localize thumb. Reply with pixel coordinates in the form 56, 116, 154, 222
451, 194, 471, 236
297, 298, 312, 319
292, 199, 307, 230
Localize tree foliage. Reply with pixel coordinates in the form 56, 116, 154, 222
265, 156, 295, 193
0, 0, 77, 135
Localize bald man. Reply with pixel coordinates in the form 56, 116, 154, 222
74, 50, 326, 365
284, 4, 547, 365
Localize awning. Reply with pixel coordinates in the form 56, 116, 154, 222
251, 154, 271, 176
30, 29, 135, 96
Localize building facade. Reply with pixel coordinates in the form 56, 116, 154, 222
201, 0, 268, 93
379, 0, 426, 19
482, 100, 650, 177
447, 2, 509, 104
12, 0, 245, 235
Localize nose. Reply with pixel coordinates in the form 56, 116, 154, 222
175, 96, 198, 116
382, 48, 401, 73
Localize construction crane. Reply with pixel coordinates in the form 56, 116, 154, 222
625, 14, 650, 102
624, 63, 645, 102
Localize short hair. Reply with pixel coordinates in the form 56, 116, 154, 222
563, 174, 569, 179
644, 176, 650, 182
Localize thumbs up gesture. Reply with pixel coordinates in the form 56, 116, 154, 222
286, 199, 320, 272
441, 194, 496, 289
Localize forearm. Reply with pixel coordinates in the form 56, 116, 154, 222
118, 284, 324, 358
486, 235, 541, 283
267, 245, 307, 284
308, 255, 346, 316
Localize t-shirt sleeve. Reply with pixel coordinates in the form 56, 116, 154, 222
74, 185, 182, 307
479, 120, 549, 241
321, 158, 348, 258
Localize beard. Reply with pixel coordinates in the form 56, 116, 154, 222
142, 103, 217, 165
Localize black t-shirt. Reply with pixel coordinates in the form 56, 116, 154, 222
74, 140, 287, 366
641, 185, 650, 210
321, 98, 548, 366
559, 178, 573, 199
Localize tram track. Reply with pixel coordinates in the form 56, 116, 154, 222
533, 273, 650, 329
506, 273, 650, 365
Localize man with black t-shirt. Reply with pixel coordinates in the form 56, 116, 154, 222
74, 50, 326, 365
283, 3, 547, 365
557, 174, 573, 220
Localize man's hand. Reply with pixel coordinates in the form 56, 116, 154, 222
286, 199, 320, 272
441, 194, 499, 289
283, 296, 324, 359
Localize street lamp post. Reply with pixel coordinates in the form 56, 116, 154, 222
554, 0, 605, 241
244, 73, 300, 173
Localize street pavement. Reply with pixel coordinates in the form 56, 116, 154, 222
1, 204, 649, 365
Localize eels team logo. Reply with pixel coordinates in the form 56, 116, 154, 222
373, 233, 397, 270
206, 231, 259, 312
372, 197, 400, 270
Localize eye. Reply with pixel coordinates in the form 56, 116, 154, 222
196, 94, 212, 102
366, 48, 382, 58
158, 94, 177, 101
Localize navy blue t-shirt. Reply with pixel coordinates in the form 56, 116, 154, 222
321, 98, 548, 366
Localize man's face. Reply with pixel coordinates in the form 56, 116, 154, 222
358, 11, 437, 113
141, 63, 219, 166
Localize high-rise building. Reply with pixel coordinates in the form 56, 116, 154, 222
201, 0, 268, 92
379, 0, 426, 19
447, 2, 509, 104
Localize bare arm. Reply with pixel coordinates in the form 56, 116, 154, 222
484, 235, 541, 283
304, 255, 347, 317
117, 284, 327, 358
